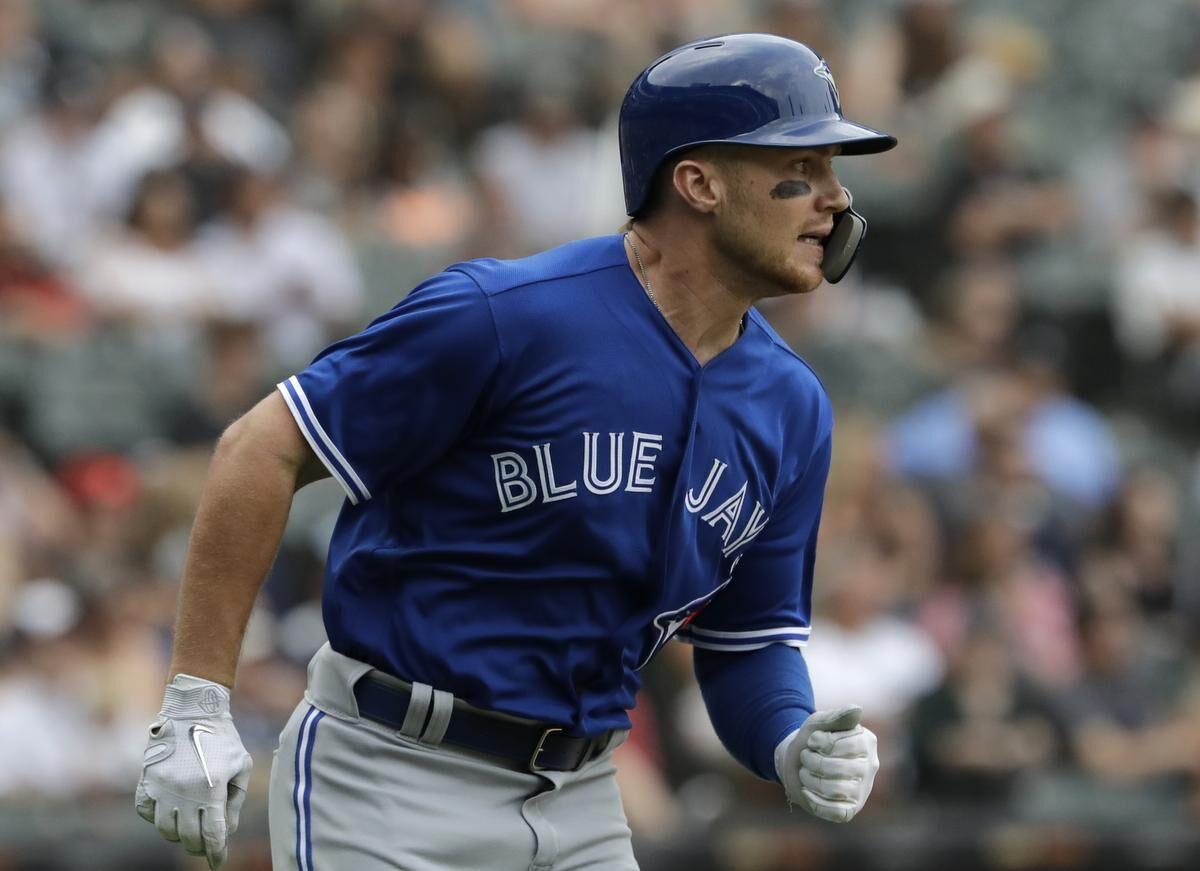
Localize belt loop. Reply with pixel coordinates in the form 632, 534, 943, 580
399, 682, 433, 739
420, 689, 454, 746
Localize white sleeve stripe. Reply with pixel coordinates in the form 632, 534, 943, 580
285, 377, 372, 501
685, 625, 811, 640
276, 380, 360, 505
681, 638, 809, 652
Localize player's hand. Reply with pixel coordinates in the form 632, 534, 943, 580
134, 674, 253, 869
774, 704, 878, 823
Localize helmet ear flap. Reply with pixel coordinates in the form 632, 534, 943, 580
822, 188, 866, 284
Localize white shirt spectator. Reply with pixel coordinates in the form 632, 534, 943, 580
87, 85, 291, 220
0, 677, 89, 798
196, 204, 364, 368
473, 116, 609, 250
1114, 228, 1200, 359
805, 615, 945, 720
73, 229, 214, 330
0, 115, 108, 267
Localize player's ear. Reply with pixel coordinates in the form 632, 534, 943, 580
671, 156, 724, 215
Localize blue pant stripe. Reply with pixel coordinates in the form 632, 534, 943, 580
293, 706, 319, 871
303, 711, 326, 870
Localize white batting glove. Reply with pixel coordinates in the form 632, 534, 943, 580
134, 674, 253, 869
774, 704, 879, 823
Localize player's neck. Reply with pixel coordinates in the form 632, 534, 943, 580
623, 224, 751, 366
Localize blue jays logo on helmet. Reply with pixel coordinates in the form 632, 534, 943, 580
813, 59, 841, 111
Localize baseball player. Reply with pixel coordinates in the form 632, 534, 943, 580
135, 34, 896, 869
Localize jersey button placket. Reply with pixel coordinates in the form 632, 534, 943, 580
656, 372, 705, 586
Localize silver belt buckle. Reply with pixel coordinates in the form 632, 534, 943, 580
529, 727, 563, 772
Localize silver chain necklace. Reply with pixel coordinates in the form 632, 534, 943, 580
624, 232, 662, 313
624, 232, 745, 338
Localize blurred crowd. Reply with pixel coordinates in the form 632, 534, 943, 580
2, 0, 1200, 865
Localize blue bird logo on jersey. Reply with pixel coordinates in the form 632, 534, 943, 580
636, 555, 742, 670
637, 587, 722, 671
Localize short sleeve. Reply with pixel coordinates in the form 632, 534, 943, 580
677, 430, 831, 652
277, 269, 500, 503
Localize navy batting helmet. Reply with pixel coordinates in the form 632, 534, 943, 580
618, 33, 897, 282
619, 33, 895, 216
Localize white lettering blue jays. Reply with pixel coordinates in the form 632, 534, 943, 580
491, 434, 771, 558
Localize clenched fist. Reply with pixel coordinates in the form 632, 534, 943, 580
774, 704, 879, 823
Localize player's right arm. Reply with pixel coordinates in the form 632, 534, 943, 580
136, 390, 326, 869
137, 269, 502, 867
169, 389, 327, 686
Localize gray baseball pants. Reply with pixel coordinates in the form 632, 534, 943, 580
267, 643, 639, 870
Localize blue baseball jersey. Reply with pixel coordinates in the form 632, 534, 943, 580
277, 234, 833, 737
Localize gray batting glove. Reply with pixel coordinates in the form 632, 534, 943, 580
774, 704, 879, 823
135, 674, 253, 869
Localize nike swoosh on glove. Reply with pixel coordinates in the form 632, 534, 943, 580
774, 704, 879, 823
134, 674, 253, 869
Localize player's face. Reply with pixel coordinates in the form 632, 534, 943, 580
710, 146, 850, 297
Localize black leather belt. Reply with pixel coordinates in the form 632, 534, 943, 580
353, 674, 615, 773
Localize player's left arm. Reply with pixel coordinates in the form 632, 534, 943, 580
693, 645, 879, 823
684, 416, 879, 822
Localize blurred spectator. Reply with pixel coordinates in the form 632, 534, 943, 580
473, 85, 609, 253
818, 414, 945, 605
0, 196, 88, 348
805, 541, 944, 723
290, 78, 383, 210
805, 540, 944, 801
0, 432, 79, 605
1073, 111, 1196, 252
73, 169, 213, 334
920, 489, 1082, 690
1114, 188, 1200, 361
886, 357, 1120, 511
0, 580, 97, 799
55, 452, 151, 592
1114, 187, 1200, 429
911, 625, 1060, 802
922, 261, 1020, 377
162, 321, 273, 446
935, 83, 1075, 266
195, 167, 365, 368
352, 106, 481, 310
1013, 325, 1122, 510
0, 59, 107, 268
897, 0, 964, 99
761, 282, 931, 416
1060, 597, 1198, 792
0, 582, 170, 799
1091, 468, 1183, 616
321, 12, 401, 110
87, 17, 289, 220
840, 0, 966, 122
